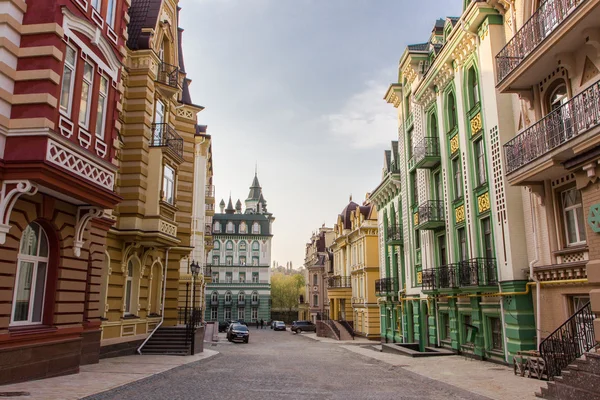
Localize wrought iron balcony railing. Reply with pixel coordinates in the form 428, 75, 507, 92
540, 301, 595, 379
415, 200, 445, 229
157, 62, 179, 88
203, 265, 211, 277
237, 300, 246, 306
205, 185, 215, 198
375, 277, 398, 296
504, 80, 600, 174
409, 136, 440, 170
327, 276, 352, 289
251, 299, 260, 306
151, 123, 183, 158
386, 225, 403, 244
496, 0, 585, 84
421, 258, 498, 290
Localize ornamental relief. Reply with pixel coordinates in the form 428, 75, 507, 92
470, 113, 482, 135
413, 212, 419, 226
477, 192, 491, 214
455, 205, 465, 223
450, 134, 460, 154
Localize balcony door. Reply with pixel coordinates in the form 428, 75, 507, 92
153, 100, 166, 146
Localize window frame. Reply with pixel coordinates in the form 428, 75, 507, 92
224, 307, 231, 320
106, 0, 116, 28
211, 307, 218, 321
78, 61, 94, 128
473, 138, 487, 187
560, 187, 587, 246
452, 157, 463, 200
59, 45, 77, 117
162, 164, 176, 205
252, 222, 260, 234
95, 75, 109, 139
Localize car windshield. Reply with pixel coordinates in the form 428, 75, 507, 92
233, 325, 248, 332
276, 322, 285, 326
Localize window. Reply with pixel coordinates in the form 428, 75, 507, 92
252, 241, 259, 252
433, 171, 442, 201
79, 62, 94, 127
91, 0, 101, 9
467, 67, 479, 109
313, 274, 318, 286
481, 218, 493, 259
252, 257, 259, 266
211, 292, 218, 303
226, 222, 234, 233
213, 222, 221, 233
238, 292, 245, 302
239, 241, 247, 251
429, 112, 438, 139
490, 317, 503, 351
224, 308, 231, 320
548, 81, 568, 113
162, 165, 175, 204
252, 292, 259, 303
561, 188, 586, 246
252, 223, 260, 234
252, 272, 259, 283
225, 272, 232, 283
239, 272, 246, 283
226, 241, 233, 250
251, 308, 258, 321
60, 46, 77, 115
211, 307, 218, 320
155, 100, 165, 124
442, 314, 451, 340
411, 173, 419, 205
212, 256, 219, 266
407, 128, 414, 159
212, 272, 219, 282
106, 0, 116, 27
239, 256, 246, 266
225, 291, 232, 302
239, 222, 247, 234
149, 262, 162, 315
95, 76, 108, 139
458, 228, 467, 261
447, 91, 457, 131
313, 295, 318, 307
437, 235, 447, 266
11, 222, 49, 325
474, 138, 486, 187
238, 308, 245, 320
226, 256, 233, 266
213, 241, 220, 250
452, 158, 463, 200
124, 259, 139, 316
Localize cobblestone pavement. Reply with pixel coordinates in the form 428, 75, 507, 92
84, 328, 493, 400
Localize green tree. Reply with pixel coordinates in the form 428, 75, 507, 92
271, 272, 305, 312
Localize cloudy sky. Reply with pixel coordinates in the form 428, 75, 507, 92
180, 0, 462, 269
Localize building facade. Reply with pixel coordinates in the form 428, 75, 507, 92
301, 226, 334, 322
377, 1, 537, 362
205, 174, 274, 324
0, 0, 127, 384
100, 0, 204, 357
496, 0, 600, 352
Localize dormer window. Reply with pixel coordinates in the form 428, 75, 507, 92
239, 222, 247, 234
226, 222, 234, 233
252, 222, 260, 234
213, 221, 221, 233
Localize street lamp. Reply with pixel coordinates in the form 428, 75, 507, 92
190, 260, 200, 324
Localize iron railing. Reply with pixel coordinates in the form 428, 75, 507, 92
203, 265, 211, 277
321, 316, 341, 339
412, 136, 440, 164
205, 203, 215, 212
238, 300, 246, 306
496, 0, 585, 83
416, 200, 445, 226
540, 301, 596, 379
327, 276, 352, 288
182, 307, 202, 355
210, 298, 218, 306
151, 123, 183, 158
205, 185, 215, 198
386, 225, 403, 243
457, 258, 498, 287
389, 159, 400, 174
157, 62, 179, 88
178, 306, 203, 327
339, 320, 355, 339
504, 79, 600, 173
422, 269, 436, 291
375, 277, 398, 296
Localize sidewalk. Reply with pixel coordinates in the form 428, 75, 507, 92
341, 345, 542, 400
298, 332, 376, 345
0, 350, 219, 400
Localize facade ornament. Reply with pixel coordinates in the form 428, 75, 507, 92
583, 28, 600, 57
517, 89, 534, 111
555, 52, 576, 76
73, 206, 104, 257
0, 180, 38, 244
121, 242, 141, 271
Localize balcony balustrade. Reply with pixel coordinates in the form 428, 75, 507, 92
415, 200, 445, 230
151, 123, 183, 159
203, 265, 211, 277
251, 299, 260, 306
156, 62, 179, 88
421, 258, 498, 291
205, 203, 215, 215
386, 225, 403, 245
496, 0, 586, 84
408, 137, 441, 171
205, 185, 215, 199
210, 299, 218, 306
204, 223, 212, 236
224, 299, 232, 306
375, 277, 398, 296
327, 276, 352, 289
504, 79, 600, 175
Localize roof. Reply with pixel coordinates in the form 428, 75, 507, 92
213, 213, 272, 236
177, 26, 185, 73
246, 173, 262, 201
127, 0, 162, 50
225, 197, 235, 214
358, 205, 372, 219
407, 42, 429, 52
340, 201, 359, 230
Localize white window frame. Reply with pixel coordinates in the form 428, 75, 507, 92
213, 222, 221, 233
226, 222, 234, 233
239, 272, 246, 283
95, 75, 109, 139
213, 241, 220, 250
79, 61, 94, 128
251, 308, 258, 321
252, 292, 259, 302
224, 308, 231, 320
10, 223, 49, 326
239, 222, 247, 234
239, 241, 247, 251
252, 222, 260, 234
252, 242, 259, 252
106, 0, 116, 27
238, 292, 245, 302
211, 307, 218, 321
238, 307, 245, 320
226, 241, 233, 250
252, 272, 259, 283
59, 45, 77, 116
212, 272, 219, 282
561, 187, 587, 246
226, 256, 233, 266
211, 291, 218, 303
163, 164, 175, 205
91, 0, 101, 10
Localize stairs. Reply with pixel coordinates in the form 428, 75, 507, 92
139, 327, 191, 355
536, 353, 600, 400
332, 321, 354, 340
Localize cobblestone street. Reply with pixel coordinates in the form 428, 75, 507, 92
84, 328, 494, 400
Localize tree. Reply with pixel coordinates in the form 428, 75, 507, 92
271, 272, 305, 312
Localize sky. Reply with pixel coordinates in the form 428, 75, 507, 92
180, 0, 462, 269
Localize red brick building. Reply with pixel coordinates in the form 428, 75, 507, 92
0, 0, 127, 383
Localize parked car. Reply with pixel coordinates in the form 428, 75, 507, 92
274, 321, 286, 331
218, 320, 231, 333
236, 319, 247, 326
291, 320, 316, 333
227, 323, 250, 343
270, 320, 276, 329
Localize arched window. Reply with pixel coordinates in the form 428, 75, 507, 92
467, 67, 479, 110
239, 222, 247, 234
446, 91, 457, 131
238, 292, 245, 302
124, 258, 140, 316
226, 222, 234, 233
213, 221, 221, 233
226, 241, 233, 250
429, 112, 438, 139
251, 291, 259, 302
547, 80, 568, 114
149, 261, 163, 316
211, 291, 218, 303
252, 222, 260, 234
252, 241, 260, 251
12, 222, 49, 325
225, 291, 232, 302
213, 241, 220, 250
239, 241, 247, 252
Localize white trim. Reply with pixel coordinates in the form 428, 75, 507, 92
59, 44, 77, 117
78, 61, 94, 129
95, 75, 108, 140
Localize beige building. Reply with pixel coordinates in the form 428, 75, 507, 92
301, 227, 335, 322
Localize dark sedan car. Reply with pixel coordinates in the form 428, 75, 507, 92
218, 320, 232, 333
291, 320, 316, 333
227, 323, 250, 343
273, 321, 286, 331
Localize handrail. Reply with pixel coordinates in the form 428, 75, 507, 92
327, 276, 352, 288
416, 200, 444, 226
504, 79, 600, 173
375, 277, 398, 295
157, 62, 179, 88
151, 123, 184, 159
338, 320, 355, 340
539, 301, 595, 379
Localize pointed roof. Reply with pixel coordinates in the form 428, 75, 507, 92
225, 196, 235, 214
219, 199, 225, 206
246, 173, 262, 201
235, 199, 242, 210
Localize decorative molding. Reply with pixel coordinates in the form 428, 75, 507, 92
176, 107, 195, 121
450, 34, 477, 69
450, 134, 459, 154
413, 212, 419, 226
78, 127, 91, 148
73, 206, 103, 257
91, 8, 104, 29
121, 242, 141, 272
477, 192, 491, 214
46, 139, 115, 190
95, 139, 107, 158
0, 180, 39, 244
470, 112, 482, 135
159, 220, 177, 236
73, 0, 88, 12
455, 205, 465, 223
588, 203, 600, 233
583, 28, 600, 57
59, 115, 74, 138
141, 247, 158, 276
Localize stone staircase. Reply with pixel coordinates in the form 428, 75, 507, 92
536, 352, 600, 400
332, 320, 354, 340
139, 326, 191, 355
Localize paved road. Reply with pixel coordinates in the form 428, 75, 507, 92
85, 328, 491, 400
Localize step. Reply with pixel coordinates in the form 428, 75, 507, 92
145, 340, 188, 346
141, 349, 188, 355
555, 369, 600, 391
542, 379, 600, 400
571, 357, 600, 374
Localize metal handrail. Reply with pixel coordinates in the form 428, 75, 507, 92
375, 277, 398, 295
496, 0, 585, 83
327, 276, 352, 288
412, 136, 440, 164
157, 62, 179, 88
151, 123, 183, 158
386, 225, 403, 243
416, 200, 445, 225
504, 79, 600, 174
540, 301, 596, 379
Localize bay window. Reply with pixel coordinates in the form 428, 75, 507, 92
79, 62, 94, 128
163, 165, 175, 204
95, 76, 108, 139
59, 46, 77, 115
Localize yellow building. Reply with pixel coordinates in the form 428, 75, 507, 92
99, 0, 204, 356
347, 200, 380, 338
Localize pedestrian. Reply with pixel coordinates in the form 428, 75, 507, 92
256, 319, 259, 329
260, 318, 264, 329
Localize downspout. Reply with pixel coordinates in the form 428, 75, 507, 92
529, 191, 541, 349
138, 247, 171, 354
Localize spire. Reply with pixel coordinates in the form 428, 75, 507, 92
225, 196, 235, 214
219, 199, 226, 213
235, 199, 242, 213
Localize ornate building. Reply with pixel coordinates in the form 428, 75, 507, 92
205, 174, 274, 324
0, 0, 128, 384
301, 226, 334, 322
100, 0, 204, 357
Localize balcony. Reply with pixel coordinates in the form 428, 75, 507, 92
151, 123, 183, 159
504, 80, 600, 181
251, 299, 260, 306
414, 200, 445, 230
375, 277, 397, 296
205, 185, 215, 203
386, 225, 403, 245
205, 203, 215, 216
421, 258, 498, 291
238, 300, 246, 306
408, 137, 440, 171
405, 112, 414, 130
210, 299, 218, 306
203, 265, 212, 277
496, 0, 600, 91
327, 276, 351, 289
156, 62, 179, 88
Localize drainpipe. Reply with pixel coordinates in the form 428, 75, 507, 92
529, 191, 541, 349
138, 247, 171, 354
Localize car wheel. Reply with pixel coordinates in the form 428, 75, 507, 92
244, 338, 249, 343
295, 328, 301, 334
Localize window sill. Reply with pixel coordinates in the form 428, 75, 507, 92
121, 315, 139, 320
553, 244, 588, 256
8, 324, 58, 336
159, 200, 178, 213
